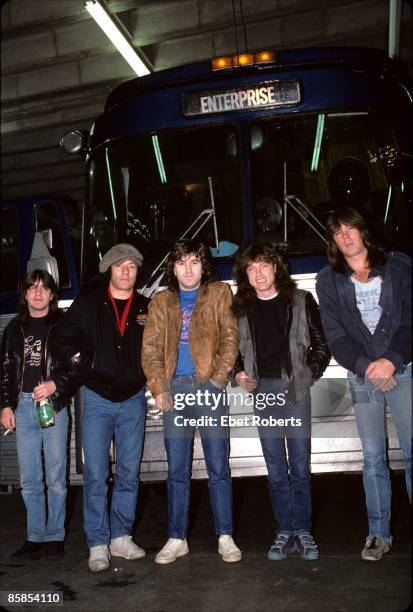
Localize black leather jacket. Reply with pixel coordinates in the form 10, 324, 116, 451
53, 280, 149, 402
0, 314, 78, 413
234, 292, 331, 394
284, 292, 331, 381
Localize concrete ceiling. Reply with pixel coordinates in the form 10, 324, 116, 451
1, 0, 412, 205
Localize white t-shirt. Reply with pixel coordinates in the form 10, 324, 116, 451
351, 275, 383, 335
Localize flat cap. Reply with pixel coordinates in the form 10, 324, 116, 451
99, 243, 143, 273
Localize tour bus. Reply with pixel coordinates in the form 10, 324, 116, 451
1, 47, 411, 486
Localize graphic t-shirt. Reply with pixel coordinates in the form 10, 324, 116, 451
253, 293, 287, 378
351, 275, 383, 335
22, 316, 48, 392
175, 289, 198, 375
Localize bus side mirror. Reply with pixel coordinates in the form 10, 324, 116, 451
27, 230, 60, 287
60, 130, 88, 156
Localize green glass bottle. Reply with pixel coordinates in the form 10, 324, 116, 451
37, 399, 55, 428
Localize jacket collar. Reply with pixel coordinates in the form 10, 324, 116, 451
343, 260, 386, 281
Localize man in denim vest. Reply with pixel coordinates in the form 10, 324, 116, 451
316, 207, 411, 561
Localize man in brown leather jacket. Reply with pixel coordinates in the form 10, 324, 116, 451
142, 239, 242, 565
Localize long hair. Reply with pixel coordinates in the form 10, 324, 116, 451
232, 243, 296, 317
16, 269, 59, 325
164, 240, 218, 292
325, 207, 385, 273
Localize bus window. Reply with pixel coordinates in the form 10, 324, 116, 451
250, 113, 404, 252
83, 157, 119, 281
62, 198, 82, 278
0, 207, 19, 294
83, 125, 242, 282
36, 202, 70, 288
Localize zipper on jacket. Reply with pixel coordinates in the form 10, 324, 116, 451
42, 327, 56, 411
283, 303, 293, 383
171, 312, 183, 380
104, 299, 126, 347
17, 325, 26, 402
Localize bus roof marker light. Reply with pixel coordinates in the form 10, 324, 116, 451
233, 53, 254, 67
311, 114, 325, 172
85, 0, 150, 76
211, 56, 232, 70
254, 51, 276, 64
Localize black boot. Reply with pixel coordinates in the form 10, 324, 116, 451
10, 541, 44, 561
44, 541, 65, 560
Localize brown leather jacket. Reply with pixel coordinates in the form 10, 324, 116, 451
142, 282, 238, 397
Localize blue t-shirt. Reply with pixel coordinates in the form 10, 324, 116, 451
175, 288, 198, 375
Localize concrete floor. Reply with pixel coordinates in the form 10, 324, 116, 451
0, 472, 411, 612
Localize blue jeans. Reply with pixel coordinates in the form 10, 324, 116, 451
15, 392, 68, 542
255, 378, 312, 535
162, 376, 233, 539
348, 364, 412, 542
82, 387, 147, 547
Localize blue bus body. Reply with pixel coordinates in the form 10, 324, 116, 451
81, 47, 411, 286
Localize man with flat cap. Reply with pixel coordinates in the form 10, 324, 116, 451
55, 243, 149, 572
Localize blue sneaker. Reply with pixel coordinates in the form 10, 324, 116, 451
295, 533, 319, 560
267, 533, 296, 560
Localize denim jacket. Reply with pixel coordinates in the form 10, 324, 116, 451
315, 251, 411, 376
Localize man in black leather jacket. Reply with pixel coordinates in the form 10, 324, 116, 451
53, 243, 149, 573
0, 269, 77, 562
232, 244, 330, 562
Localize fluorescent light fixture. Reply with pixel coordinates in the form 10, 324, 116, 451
152, 135, 167, 184
85, 0, 150, 76
311, 114, 325, 172
384, 184, 392, 224
327, 112, 368, 117
388, 0, 402, 58
105, 147, 117, 220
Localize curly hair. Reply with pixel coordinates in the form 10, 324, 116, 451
17, 269, 60, 325
232, 243, 296, 317
165, 240, 218, 291
325, 207, 385, 273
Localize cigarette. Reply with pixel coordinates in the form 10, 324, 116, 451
3, 429, 13, 436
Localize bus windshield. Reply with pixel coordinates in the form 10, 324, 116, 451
250, 112, 403, 252
84, 111, 409, 282
84, 124, 242, 282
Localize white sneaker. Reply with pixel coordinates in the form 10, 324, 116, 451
89, 545, 110, 572
109, 535, 146, 560
155, 538, 189, 565
361, 537, 391, 561
218, 535, 242, 562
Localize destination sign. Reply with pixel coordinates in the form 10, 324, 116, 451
181, 80, 301, 117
